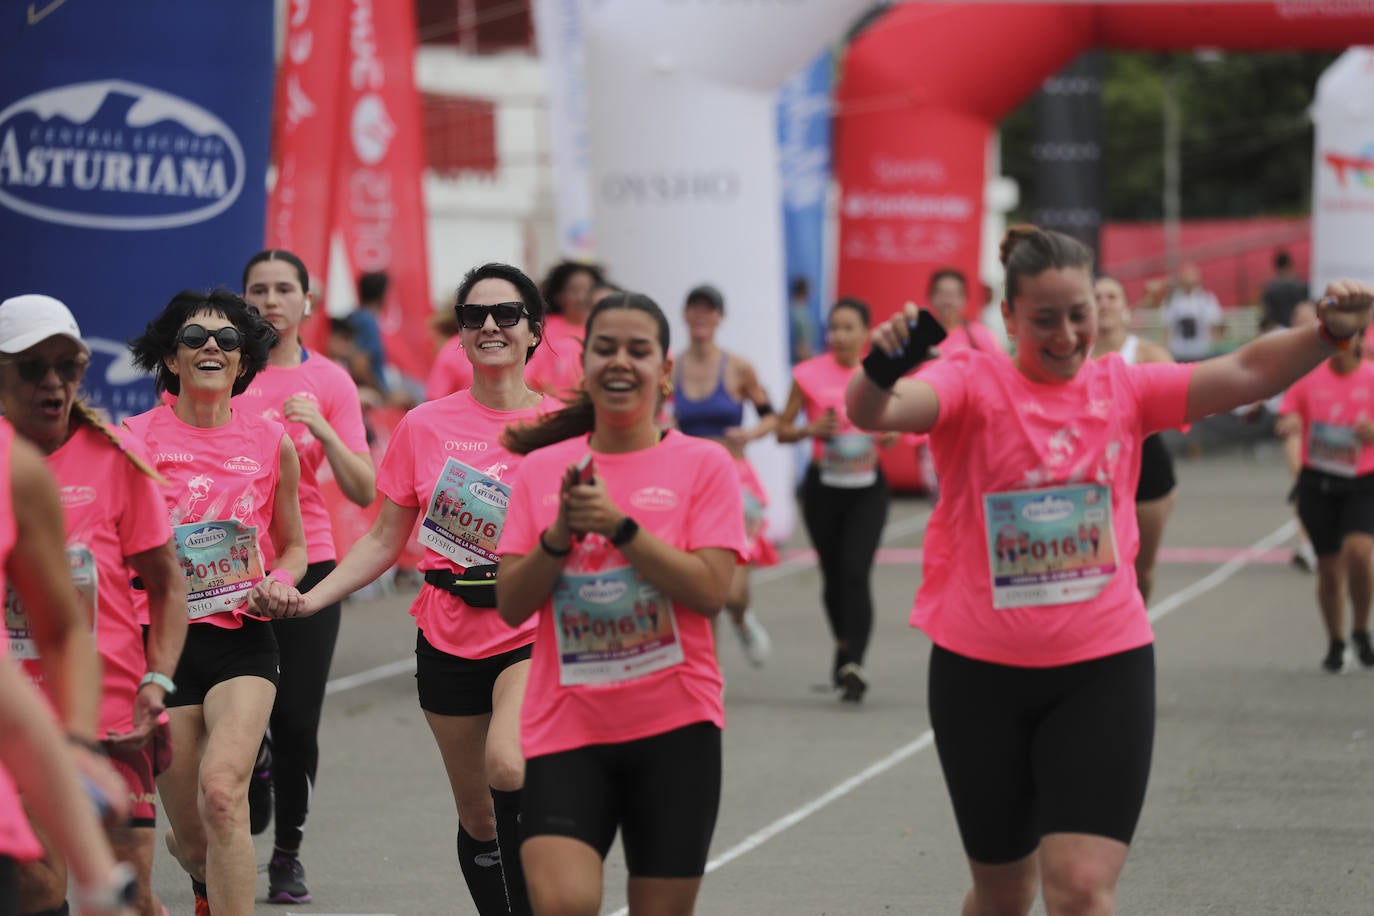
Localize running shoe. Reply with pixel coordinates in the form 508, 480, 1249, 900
732, 611, 772, 668
1322, 639, 1346, 674
837, 662, 868, 703
1351, 630, 1374, 669
192, 878, 210, 916
268, 854, 312, 905
249, 738, 273, 836
1290, 541, 1316, 573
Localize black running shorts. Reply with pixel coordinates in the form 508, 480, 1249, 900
168, 617, 280, 708
1136, 433, 1177, 503
1295, 467, 1374, 557
414, 629, 532, 717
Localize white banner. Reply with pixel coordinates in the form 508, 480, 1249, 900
533, 0, 596, 259
1311, 47, 1374, 295
583, 0, 868, 541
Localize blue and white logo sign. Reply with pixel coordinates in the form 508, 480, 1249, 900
0, 80, 245, 231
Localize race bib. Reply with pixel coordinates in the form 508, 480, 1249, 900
742, 489, 765, 540
1308, 421, 1360, 478
984, 484, 1117, 609
553, 565, 683, 686
418, 458, 510, 568
6, 543, 98, 660
820, 432, 877, 488
173, 520, 264, 619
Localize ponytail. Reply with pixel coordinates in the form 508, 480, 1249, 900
70, 400, 167, 486
503, 392, 595, 455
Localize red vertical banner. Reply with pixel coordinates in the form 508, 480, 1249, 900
265, 0, 349, 353
334, 0, 434, 381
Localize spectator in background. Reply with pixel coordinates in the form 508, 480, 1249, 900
1162, 263, 1225, 362
326, 318, 383, 409
347, 271, 391, 394
789, 275, 818, 364
1260, 249, 1309, 331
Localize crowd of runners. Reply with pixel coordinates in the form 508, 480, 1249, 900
0, 229, 1371, 916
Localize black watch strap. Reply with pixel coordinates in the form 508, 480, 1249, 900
610, 516, 640, 547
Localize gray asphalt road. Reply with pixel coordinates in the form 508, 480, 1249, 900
152, 450, 1374, 915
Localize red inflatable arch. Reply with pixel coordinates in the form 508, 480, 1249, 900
836, 2, 1374, 491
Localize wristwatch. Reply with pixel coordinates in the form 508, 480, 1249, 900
139, 671, 177, 695
610, 516, 640, 547
74, 861, 138, 910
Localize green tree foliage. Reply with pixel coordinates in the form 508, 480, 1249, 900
1000, 52, 1337, 221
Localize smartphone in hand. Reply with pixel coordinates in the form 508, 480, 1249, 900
575, 453, 596, 485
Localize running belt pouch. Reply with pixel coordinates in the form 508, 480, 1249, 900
861, 309, 948, 390
424, 565, 499, 608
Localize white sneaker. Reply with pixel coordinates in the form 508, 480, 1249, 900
732, 611, 772, 668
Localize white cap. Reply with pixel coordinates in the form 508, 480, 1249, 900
0, 294, 90, 356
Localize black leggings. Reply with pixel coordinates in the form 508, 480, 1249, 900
0, 856, 13, 916
800, 465, 889, 669
269, 560, 341, 852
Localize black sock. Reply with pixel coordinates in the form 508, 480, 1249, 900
491, 787, 531, 916
456, 823, 509, 916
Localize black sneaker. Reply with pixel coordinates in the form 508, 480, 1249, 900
837, 662, 868, 703
1352, 631, 1374, 668
268, 854, 311, 904
1322, 639, 1346, 673
249, 738, 273, 836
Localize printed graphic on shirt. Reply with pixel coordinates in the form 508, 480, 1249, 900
1308, 421, 1360, 478
553, 564, 682, 686
6, 544, 98, 659
984, 484, 1116, 609
820, 432, 877, 488
173, 521, 264, 619
418, 457, 510, 567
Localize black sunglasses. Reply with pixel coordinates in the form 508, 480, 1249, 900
8, 357, 86, 384
455, 302, 530, 330
176, 324, 243, 351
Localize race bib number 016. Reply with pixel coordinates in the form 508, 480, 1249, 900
984, 484, 1117, 609
174, 520, 264, 619
553, 565, 683, 686
419, 458, 510, 568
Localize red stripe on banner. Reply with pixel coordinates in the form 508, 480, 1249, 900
777, 547, 1294, 566
334, 0, 434, 382
265, 0, 348, 353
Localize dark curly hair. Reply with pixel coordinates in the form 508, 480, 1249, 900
129, 288, 277, 396
455, 262, 547, 362
539, 260, 605, 315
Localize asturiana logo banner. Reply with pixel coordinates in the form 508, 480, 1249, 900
0, 80, 244, 230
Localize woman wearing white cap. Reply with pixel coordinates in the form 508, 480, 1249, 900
0, 293, 187, 916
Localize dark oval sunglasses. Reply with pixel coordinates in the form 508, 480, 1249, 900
7, 357, 87, 384
177, 324, 243, 351
455, 302, 530, 330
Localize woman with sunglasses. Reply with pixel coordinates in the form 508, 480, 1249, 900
261, 263, 550, 915
237, 249, 375, 903
496, 291, 745, 916
127, 289, 307, 916
0, 294, 185, 916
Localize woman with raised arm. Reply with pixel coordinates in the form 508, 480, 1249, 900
497, 291, 745, 916
846, 224, 1372, 916
126, 289, 307, 916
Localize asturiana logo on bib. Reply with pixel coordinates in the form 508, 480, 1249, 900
223, 456, 261, 474
0, 80, 244, 231
60, 486, 97, 508
578, 579, 628, 605
183, 526, 227, 549
468, 482, 509, 510
631, 486, 678, 511
1021, 495, 1075, 524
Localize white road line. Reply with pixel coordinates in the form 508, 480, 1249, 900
323, 506, 936, 695
602, 518, 1293, 916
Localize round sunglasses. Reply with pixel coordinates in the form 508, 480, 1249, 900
176, 324, 243, 351
455, 302, 530, 330
4, 356, 87, 384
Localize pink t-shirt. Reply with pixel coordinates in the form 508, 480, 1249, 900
13, 424, 172, 735
0, 420, 42, 861
915, 350, 1194, 667
425, 336, 474, 401
936, 320, 1002, 355
124, 406, 286, 629
792, 353, 880, 484
499, 430, 746, 759
376, 389, 550, 658
232, 350, 368, 564
1279, 359, 1374, 478
526, 314, 584, 398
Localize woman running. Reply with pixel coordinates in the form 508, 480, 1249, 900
127, 289, 307, 916
0, 294, 185, 916
497, 290, 745, 916
238, 250, 376, 903
847, 223, 1372, 914
260, 262, 551, 915
1091, 276, 1177, 603
1276, 333, 1374, 672
527, 261, 604, 399
778, 298, 893, 702
673, 283, 777, 666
